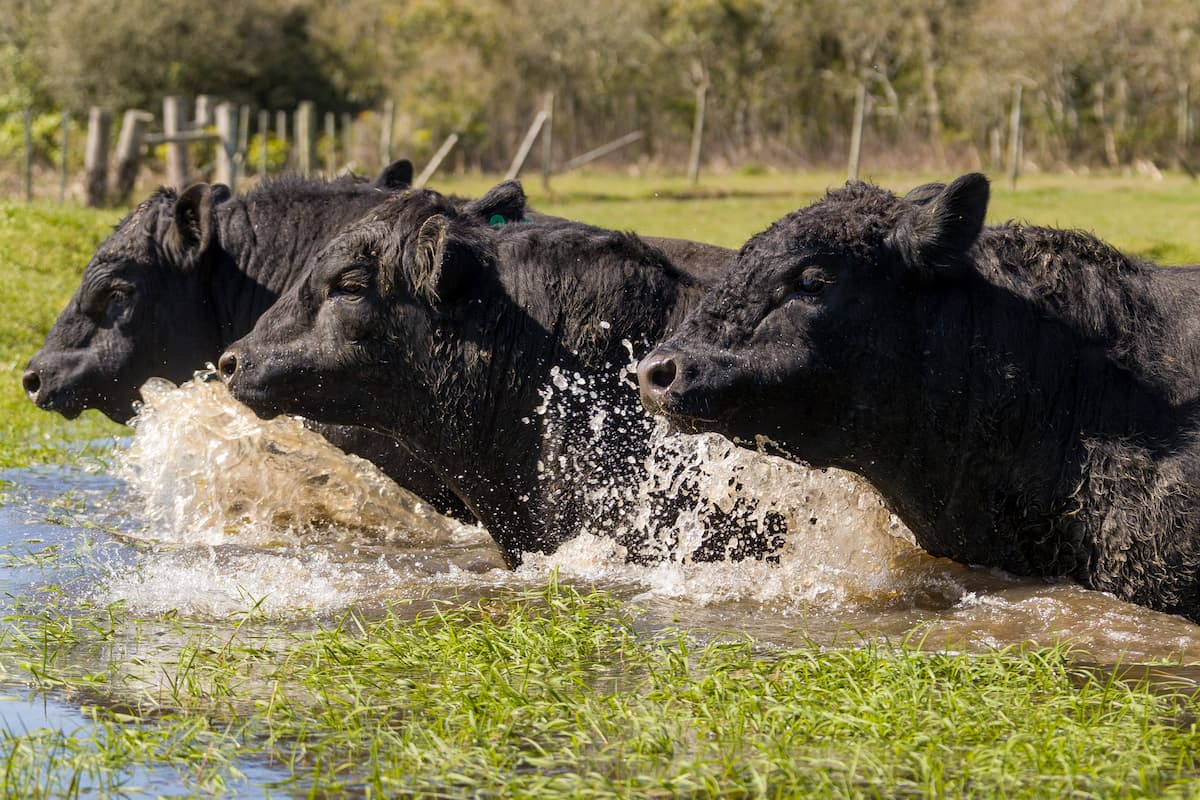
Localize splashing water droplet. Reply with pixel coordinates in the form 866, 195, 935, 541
520, 355, 938, 608
116, 377, 463, 547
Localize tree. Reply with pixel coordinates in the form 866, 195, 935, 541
39, 0, 346, 113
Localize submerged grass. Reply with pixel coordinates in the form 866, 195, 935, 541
7, 174, 1200, 795
2, 581, 1200, 798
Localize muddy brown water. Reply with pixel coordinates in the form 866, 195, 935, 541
2, 375, 1196, 670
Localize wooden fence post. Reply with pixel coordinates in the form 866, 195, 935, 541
22, 108, 33, 203
414, 133, 458, 188
380, 99, 395, 167
215, 101, 239, 192
505, 109, 549, 180
1179, 81, 1192, 152
1006, 83, 1023, 192
257, 109, 270, 176
163, 96, 189, 190
295, 102, 315, 174
84, 107, 111, 207
847, 81, 867, 181
323, 111, 337, 174
275, 109, 289, 171
541, 92, 554, 191
194, 95, 214, 128
237, 105, 250, 169
341, 112, 353, 170
687, 83, 707, 185
58, 111, 70, 204
112, 109, 153, 204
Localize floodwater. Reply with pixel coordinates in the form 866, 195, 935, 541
5, 373, 1200, 793
3, 375, 1198, 662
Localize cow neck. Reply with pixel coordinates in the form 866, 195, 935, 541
431, 457, 568, 569
857, 272, 1184, 578
415, 233, 694, 565
204, 199, 272, 349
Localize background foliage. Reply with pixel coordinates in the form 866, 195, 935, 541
4, 0, 1200, 171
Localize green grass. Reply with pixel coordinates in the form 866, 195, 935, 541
437, 169, 1200, 262
7, 172, 1200, 796
0, 203, 124, 466
2, 582, 1200, 798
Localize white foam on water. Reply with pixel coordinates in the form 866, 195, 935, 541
101, 375, 507, 616
116, 376, 463, 547
91, 372, 1200, 663
519, 355, 945, 610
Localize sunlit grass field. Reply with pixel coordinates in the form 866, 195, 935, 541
5, 171, 1200, 796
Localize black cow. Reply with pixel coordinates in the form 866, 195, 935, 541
638, 172, 1200, 620
219, 181, 741, 567
22, 161, 477, 517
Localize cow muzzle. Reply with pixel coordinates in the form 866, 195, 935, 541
216, 348, 241, 384
636, 349, 680, 416
22, 358, 88, 419
636, 345, 745, 433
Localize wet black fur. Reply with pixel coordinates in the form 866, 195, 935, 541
224, 182, 740, 567
646, 173, 1200, 620
25, 165, 471, 518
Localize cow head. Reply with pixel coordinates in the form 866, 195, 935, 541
637, 173, 989, 468
23, 183, 231, 422
219, 181, 526, 433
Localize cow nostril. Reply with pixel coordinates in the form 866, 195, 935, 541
217, 351, 238, 382
646, 358, 677, 391
22, 370, 41, 399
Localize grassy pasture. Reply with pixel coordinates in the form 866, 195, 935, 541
4, 171, 1200, 796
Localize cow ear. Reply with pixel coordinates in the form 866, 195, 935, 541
890, 173, 989, 276
406, 214, 481, 306
169, 183, 226, 268
901, 181, 947, 207
464, 180, 527, 225
373, 159, 414, 191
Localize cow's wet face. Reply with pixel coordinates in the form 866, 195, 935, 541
638, 174, 989, 467
221, 182, 525, 431
218, 221, 405, 425
24, 184, 227, 422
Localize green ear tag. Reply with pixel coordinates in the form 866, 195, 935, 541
489, 214, 506, 226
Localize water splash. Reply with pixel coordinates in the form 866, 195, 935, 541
88, 370, 1200, 663
116, 376, 465, 547
103, 374, 506, 617
524, 350, 938, 608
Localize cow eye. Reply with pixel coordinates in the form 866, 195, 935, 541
773, 267, 831, 307
329, 272, 369, 300
107, 287, 130, 306
85, 284, 132, 319
797, 267, 830, 294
